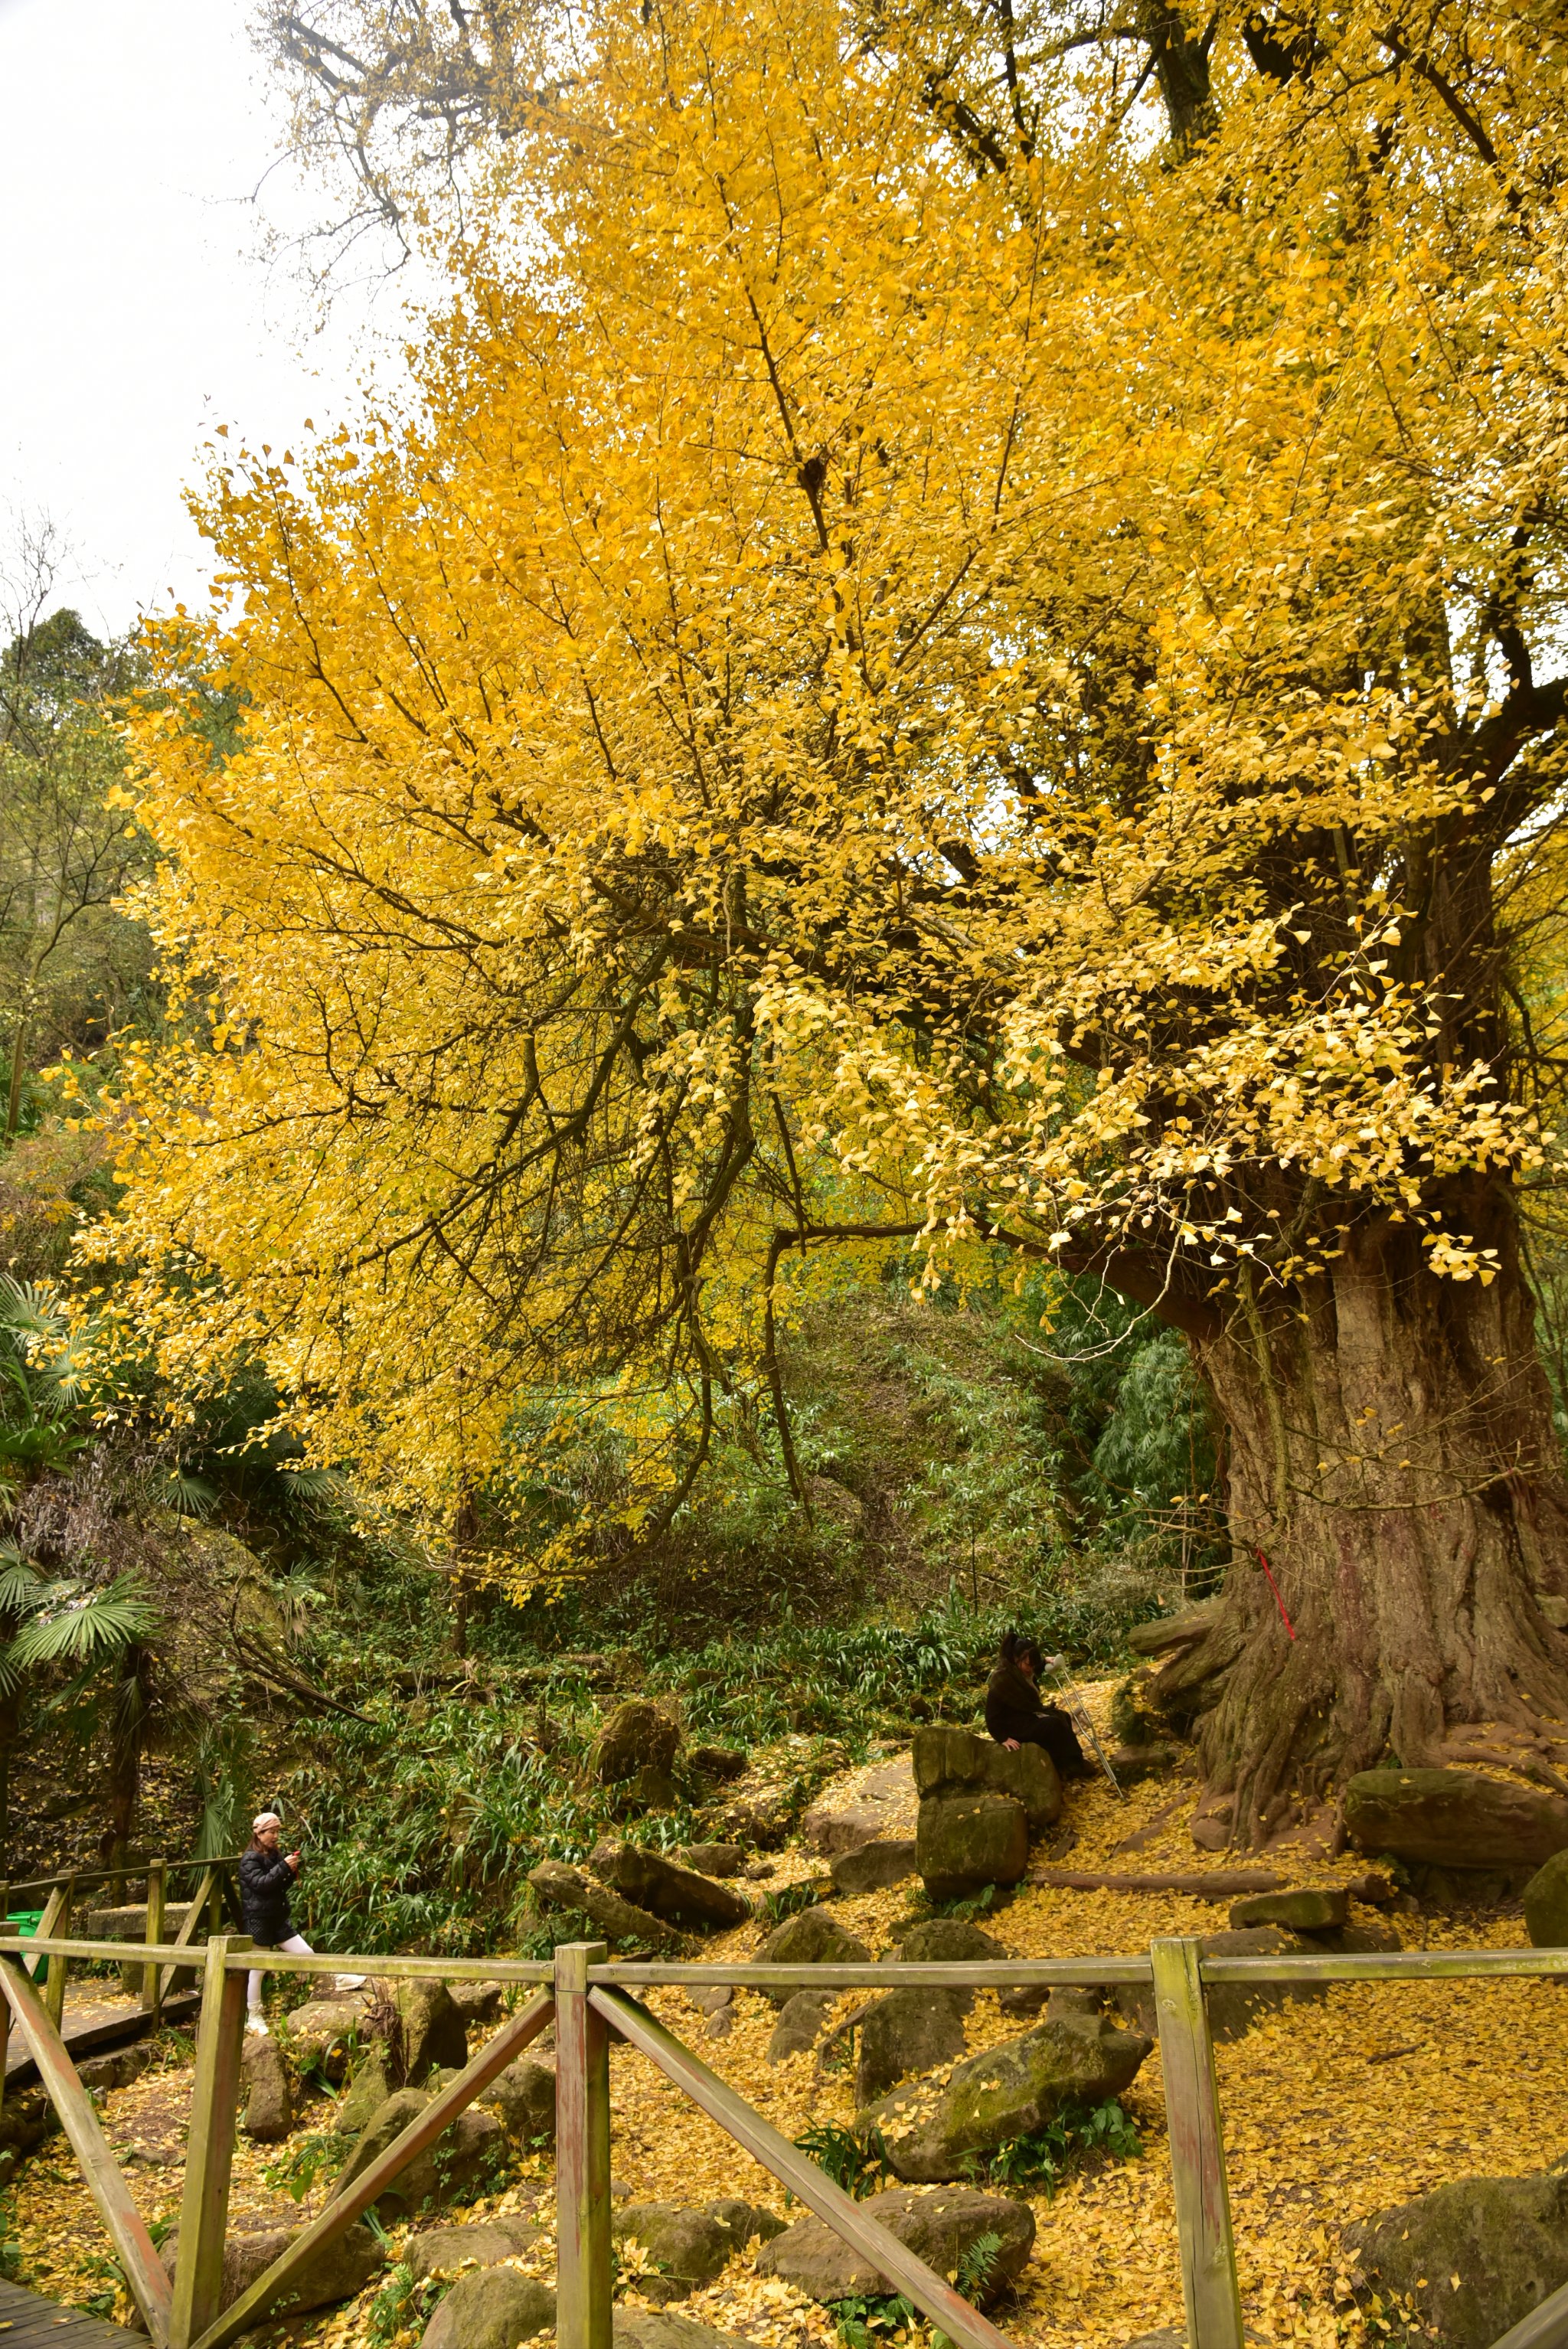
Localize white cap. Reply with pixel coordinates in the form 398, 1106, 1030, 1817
253, 1811, 283, 1833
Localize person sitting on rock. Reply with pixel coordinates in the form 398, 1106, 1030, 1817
239, 1810, 364, 2032
985, 1632, 1092, 1779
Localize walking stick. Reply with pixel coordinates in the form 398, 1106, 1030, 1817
1043, 1656, 1124, 1797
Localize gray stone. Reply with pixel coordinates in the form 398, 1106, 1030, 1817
334, 2047, 397, 2135
830, 1840, 919, 1894
887, 1919, 1008, 1971
1228, 1888, 1348, 1933
861, 2013, 1152, 2183
331, 2087, 508, 2218
804, 1759, 917, 1858
482, 2053, 557, 2148
423, 2265, 557, 2349
408, 2214, 546, 2281
595, 1700, 681, 1786
449, 1981, 507, 2026
379, 1975, 469, 2081
856, 1988, 969, 2103
912, 1726, 1062, 1829
613, 2313, 756, 2349
757, 2184, 1034, 2305
678, 1843, 748, 1877
916, 1789, 1029, 1903
1346, 2168, 1568, 2348
755, 1908, 871, 2003
528, 1858, 679, 1948
1117, 2333, 1185, 2349
158, 2217, 381, 2319
684, 1985, 733, 2016
280, 1998, 364, 2082
240, 2027, 294, 2142
612, 2200, 785, 2302
596, 1843, 751, 1932
1344, 1768, 1568, 1870
1525, 1847, 1568, 1946
768, 1989, 838, 2062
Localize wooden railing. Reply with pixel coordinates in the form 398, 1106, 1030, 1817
2, 1854, 246, 2040
1, 1929, 1565, 2349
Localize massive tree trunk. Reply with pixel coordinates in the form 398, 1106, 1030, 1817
1156, 1181, 1568, 1848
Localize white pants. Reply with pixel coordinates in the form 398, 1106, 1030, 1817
248, 1932, 312, 2008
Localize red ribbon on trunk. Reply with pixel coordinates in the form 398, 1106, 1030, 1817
1253, 1547, 1297, 1640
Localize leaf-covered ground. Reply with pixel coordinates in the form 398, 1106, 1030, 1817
5, 1684, 1557, 2347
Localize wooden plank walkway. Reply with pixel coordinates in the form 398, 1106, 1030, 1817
5, 1988, 199, 2084
0, 2275, 136, 2341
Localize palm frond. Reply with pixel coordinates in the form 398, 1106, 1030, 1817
8, 1576, 159, 1671
163, 1472, 217, 1520
0, 1277, 67, 1344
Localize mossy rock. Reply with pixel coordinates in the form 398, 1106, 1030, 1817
1347, 2167, 1568, 2347
860, 2011, 1152, 2182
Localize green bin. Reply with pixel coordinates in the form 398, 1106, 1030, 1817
3, 1910, 48, 1982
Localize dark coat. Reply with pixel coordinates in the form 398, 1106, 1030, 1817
239, 1846, 296, 1946
985, 1660, 1089, 1779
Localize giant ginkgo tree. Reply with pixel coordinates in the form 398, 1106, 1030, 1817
97, 0, 1568, 1841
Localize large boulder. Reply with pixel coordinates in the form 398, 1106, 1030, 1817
913, 1727, 1062, 1830
240, 2028, 295, 2142
1344, 1768, 1568, 1870
280, 1998, 365, 2083
408, 2214, 545, 2281
678, 1844, 748, 1878
831, 1840, 919, 1893
804, 1759, 918, 1858
1346, 2168, 1568, 2348
612, 2200, 785, 2302
330, 2087, 508, 2220
916, 1790, 1029, 1903
364, 1976, 469, 2083
756, 1909, 872, 2004
767, 1990, 838, 2063
594, 1700, 681, 1786
528, 1859, 679, 1949
757, 2185, 1034, 2306
887, 1919, 1008, 1972
614, 2315, 756, 2349
335, 2047, 397, 2135
480, 2053, 557, 2148
158, 2217, 381, 2320
857, 1988, 970, 2104
423, 2266, 557, 2349
1228, 1888, 1348, 1933
861, 2012, 1152, 2183
1524, 1848, 1568, 1946
596, 1843, 751, 1932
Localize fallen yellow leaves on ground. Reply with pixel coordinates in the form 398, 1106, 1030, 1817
8, 1697, 1562, 2346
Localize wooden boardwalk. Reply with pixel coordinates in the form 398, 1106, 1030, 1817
0, 2275, 136, 2341
5, 1988, 198, 2085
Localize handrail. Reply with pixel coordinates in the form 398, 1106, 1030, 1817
3, 1854, 245, 1904
9, 1936, 1566, 1989
4, 1925, 1559, 2349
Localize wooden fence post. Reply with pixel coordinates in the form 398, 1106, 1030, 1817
44, 1875, 76, 2031
168, 1932, 251, 2349
556, 1941, 612, 2349
1151, 1935, 1244, 2349
143, 1858, 168, 2019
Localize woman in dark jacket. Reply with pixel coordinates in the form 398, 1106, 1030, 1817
985, 1632, 1091, 1779
240, 1812, 311, 2030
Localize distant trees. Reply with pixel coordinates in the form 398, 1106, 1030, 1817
0, 531, 153, 1135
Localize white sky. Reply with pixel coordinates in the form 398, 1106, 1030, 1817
0, 0, 420, 640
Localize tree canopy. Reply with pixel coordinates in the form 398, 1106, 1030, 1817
87, 0, 1568, 1821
